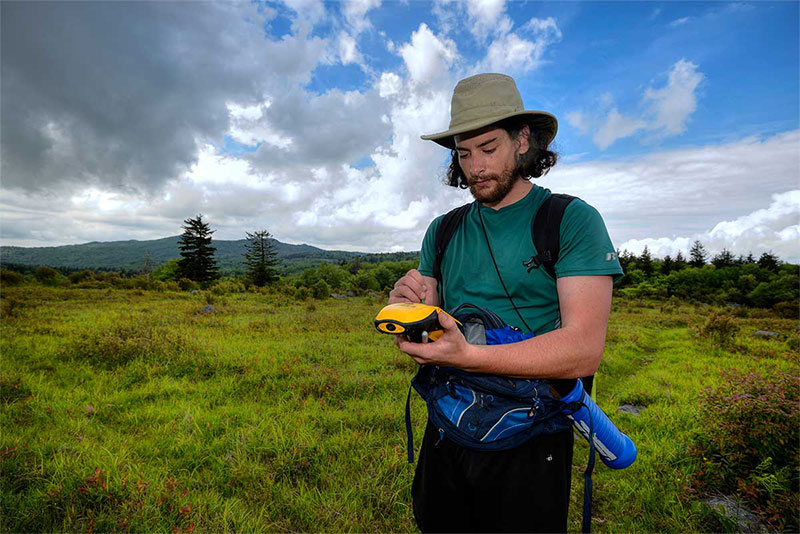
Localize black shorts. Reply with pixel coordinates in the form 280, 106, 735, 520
412, 421, 574, 533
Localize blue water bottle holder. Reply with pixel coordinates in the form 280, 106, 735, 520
561, 377, 637, 469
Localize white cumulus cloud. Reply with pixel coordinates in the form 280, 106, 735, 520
645, 59, 704, 138
399, 23, 458, 88
568, 59, 704, 149
618, 190, 800, 262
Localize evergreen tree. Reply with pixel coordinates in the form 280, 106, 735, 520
712, 248, 735, 268
244, 230, 279, 286
689, 240, 707, 268
757, 251, 780, 273
674, 250, 687, 270
745, 252, 756, 264
639, 246, 653, 275
661, 255, 674, 274
618, 249, 636, 273
177, 214, 219, 283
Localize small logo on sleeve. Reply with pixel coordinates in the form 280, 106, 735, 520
606, 252, 618, 261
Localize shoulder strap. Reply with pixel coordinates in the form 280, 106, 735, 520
433, 202, 472, 305
523, 193, 577, 279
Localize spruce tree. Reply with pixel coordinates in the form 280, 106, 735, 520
712, 248, 735, 268
757, 251, 780, 272
639, 246, 653, 275
689, 240, 707, 268
674, 250, 687, 270
244, 230, 279, 286
661, 255, 674, 274
177, 214, 219, 283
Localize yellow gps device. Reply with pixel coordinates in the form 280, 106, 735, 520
374, 302, 460, 343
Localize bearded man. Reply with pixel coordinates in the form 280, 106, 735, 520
388, 73, 623, 533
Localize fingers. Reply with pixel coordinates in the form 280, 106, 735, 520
388, 269, 427, 304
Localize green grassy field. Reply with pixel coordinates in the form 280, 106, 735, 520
1, 287, 797, 532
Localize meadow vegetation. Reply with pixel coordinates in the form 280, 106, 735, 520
1, 280, 797, 532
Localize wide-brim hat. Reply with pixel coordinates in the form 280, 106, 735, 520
421, 73, 558, 150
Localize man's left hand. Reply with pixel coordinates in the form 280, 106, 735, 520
394, 311, 477, 369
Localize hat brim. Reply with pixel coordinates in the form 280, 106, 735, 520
421, 110, 558, 150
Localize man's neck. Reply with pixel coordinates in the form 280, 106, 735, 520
481, 179, 533, 210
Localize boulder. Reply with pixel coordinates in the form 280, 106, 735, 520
617, 404, 644, 416
703, 495, 770, 533
753, 330, 780, 339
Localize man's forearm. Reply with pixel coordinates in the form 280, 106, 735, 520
459, 324, 605, 379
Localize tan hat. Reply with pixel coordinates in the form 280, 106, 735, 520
421, 73, 558, 150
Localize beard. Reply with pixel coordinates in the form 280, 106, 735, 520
467, 155, 523, 205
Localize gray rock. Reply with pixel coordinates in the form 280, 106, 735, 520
753, 330, 780, 339
190, 289, 200, 295
617, 404, 643, 416
346, 291, 355, 297
331, 293, 347, 299
704, 495, 771, 533
201, 304, 217, 314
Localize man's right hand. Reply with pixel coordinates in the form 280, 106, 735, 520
388, 269, 439, 306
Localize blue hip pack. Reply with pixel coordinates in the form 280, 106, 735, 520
404, 304, 574, 461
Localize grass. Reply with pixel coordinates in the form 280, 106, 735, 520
1, 287, 797, 532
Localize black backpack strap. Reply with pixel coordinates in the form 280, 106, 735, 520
433, 202, 472, 307
523, 193, 577, 279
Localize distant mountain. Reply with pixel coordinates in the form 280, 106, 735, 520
0, 236, 395, 275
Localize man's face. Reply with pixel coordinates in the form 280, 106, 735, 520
454, 125, 529, 206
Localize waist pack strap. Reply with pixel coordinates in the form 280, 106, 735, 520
405, 384, 415, 463
581, 398, 596, 534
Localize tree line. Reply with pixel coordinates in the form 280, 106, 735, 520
2, 217, 797, 315
615, 240, 797, 314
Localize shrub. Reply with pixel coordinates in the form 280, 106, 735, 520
0, 269, 23, 287
68, 270, 94, 284
699, 310, 738, 348
177, 278, 198, 291
295, 287, 310, 301
210, 279, 245, 295
773, 300, 798, 320
689, 368, 799, 531
312, 280, 330, 299
33, 266, 60, 283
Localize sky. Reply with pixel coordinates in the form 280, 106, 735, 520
1, 0, 799, 262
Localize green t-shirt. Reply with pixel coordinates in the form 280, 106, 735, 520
418, 185, 623, 336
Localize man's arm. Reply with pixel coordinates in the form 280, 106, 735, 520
396, 275, 613, 379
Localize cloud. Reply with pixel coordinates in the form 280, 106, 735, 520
566, 112, 591, 134
243, 87, 389, 172
668, 16, 692, 27
341, 0, 381, 35
0, 2, 329, 194
476, 17, 562, 75
618, 190, 800, 262
552, 130, 800, 260
399, 24, 458, 88
465, 0, 513, 43
338, 32, 363, 65
569, 59, 704, 149
478, 18, 562, 75
644, 59, 704, 138
592, 109, 648, 150
282, 0, 327, 35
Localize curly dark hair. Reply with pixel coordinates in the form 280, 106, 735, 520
444, 116, 558, 189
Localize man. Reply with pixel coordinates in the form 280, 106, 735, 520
388, 73, 623, 532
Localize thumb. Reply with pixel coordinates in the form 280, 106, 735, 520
438, 310, 458, 330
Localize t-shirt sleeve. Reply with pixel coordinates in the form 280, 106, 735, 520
417, 215, 443, 277
555, 199, 624, 281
